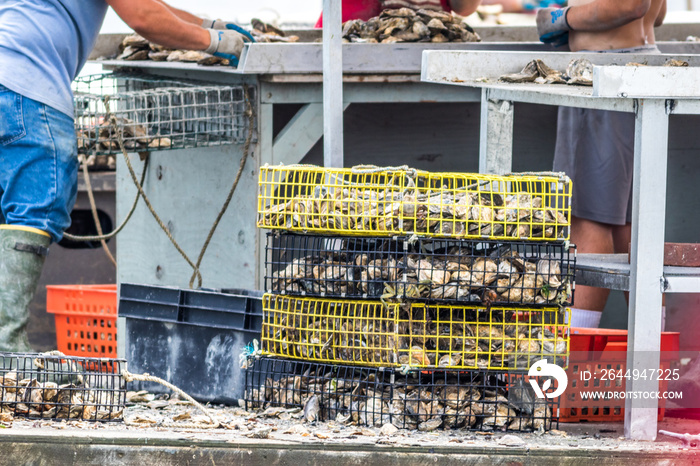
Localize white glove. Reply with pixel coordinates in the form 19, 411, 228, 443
202, 19, 255, 42
205, 29, 246, 66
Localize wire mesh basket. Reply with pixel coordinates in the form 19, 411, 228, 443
73, 73, 252, 156
266, 233, 576, 307
245, 357, 559, 432
0, 353, 126, 422
261, 294, 570, 370
258, 165, 572, 241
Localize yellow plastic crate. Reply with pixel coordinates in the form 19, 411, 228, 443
262, 294, 570, 370
258, 165, 572, 241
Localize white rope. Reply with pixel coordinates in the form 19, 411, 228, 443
121, 370, 220, 429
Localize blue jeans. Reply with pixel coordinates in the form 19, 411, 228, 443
0, 84, 78, 242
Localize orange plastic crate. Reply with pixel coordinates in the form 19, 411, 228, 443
560, 328, 680, 423
46, 285, 118, 359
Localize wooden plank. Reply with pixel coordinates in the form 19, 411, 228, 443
664, 243, 700, 266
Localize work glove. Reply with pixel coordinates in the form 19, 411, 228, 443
202, 19, 256, 43
205, 29, 249, 67
536, 6, 571, 48
522, 0, 567, 10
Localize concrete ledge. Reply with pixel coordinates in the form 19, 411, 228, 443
0, 431, 697, 466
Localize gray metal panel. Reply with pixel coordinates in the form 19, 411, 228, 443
240, 42, 553, 74
486, 86, 635, 112
102, 43, 550, 76
261, 81, 481, 104
101, 43, 700, 76
100, 59, 244, 74
116, 144, 259, 291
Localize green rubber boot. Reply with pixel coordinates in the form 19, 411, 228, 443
0, 227, 50, 353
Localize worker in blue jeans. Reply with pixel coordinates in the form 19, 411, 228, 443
0, 0, 253, 353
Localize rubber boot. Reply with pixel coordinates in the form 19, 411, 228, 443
0, 227, 50, 353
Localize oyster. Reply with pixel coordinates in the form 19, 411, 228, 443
664, 59, 689, 67
147, 50, 170, 61
534, 60, 566, 84
249, 361, 553, 432
269, 240, 571, 306
343, 9, 479, 44
111, 25, 261, 66
566, 58, 594, 86
499, 60, 539, 83
500, 59, 565, 84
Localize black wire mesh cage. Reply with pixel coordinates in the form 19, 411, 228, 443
266, 233, 576, 307
0, 353, 126, 422
245, 357, 559, 432
72, 73, 253, 156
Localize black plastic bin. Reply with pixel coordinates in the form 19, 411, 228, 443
119, 283, 262, 404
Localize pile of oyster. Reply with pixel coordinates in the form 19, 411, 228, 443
499, 57, 693, 87
246, 363, 552, 432
342, 8, 480, 43
499, 58, 595, 86
262, 296, 568, 370
270, 245, 571, 306
76, 117, 171, 156
112, 20, 295, 66
249, 19, 300, 43
261, 187, 568, 240
0, 370, 123, 421
114, 33, 229, 66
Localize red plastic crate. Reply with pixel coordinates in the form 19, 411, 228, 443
560, 328, 680, 423
46, 285, 118, 359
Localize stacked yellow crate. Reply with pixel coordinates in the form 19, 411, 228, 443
257, 165, 573, 371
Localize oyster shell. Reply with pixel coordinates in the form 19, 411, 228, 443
566, 58, 594, 86
343, 9, 479, 44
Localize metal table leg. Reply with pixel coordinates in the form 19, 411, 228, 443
625, 99, 669, 441
257, 103, 274, 288
478, 88, 514, 175
323, 0, 344, 168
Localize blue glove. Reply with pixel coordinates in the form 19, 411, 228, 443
523, 0, 567, 11
536, 7, 571, 47
203, 19, 256, 43
541, 30, 569, 48
225, 23, 256, 43
205, 29, 246, 67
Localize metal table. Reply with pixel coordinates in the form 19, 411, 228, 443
422, 50, 700, 441
100, 40, 581, 296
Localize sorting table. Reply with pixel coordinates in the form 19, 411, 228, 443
421, 50, 700, 440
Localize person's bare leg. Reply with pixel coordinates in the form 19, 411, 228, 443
612, 223, 632, 303
571, 216, 614, 311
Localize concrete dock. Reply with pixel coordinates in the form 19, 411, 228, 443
2, 415, 699, 465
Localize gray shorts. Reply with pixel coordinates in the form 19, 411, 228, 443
553, 45, 660, 226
